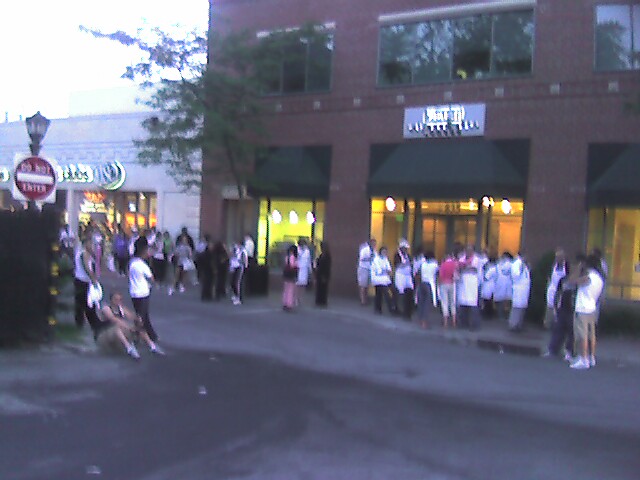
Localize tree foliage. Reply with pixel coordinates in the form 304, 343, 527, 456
80, 24, 330, 195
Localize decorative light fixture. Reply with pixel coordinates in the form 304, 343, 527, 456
25, 111, 51, 156
306, 211, 315, 225
501, 198, 512, 214
289, 210, 299, 224
385, 196, 396, 212
271, 209, 282, 224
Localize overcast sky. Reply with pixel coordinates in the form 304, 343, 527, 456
0, 0, 208, 121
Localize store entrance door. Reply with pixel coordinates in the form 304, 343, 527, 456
422, 215, 477, 259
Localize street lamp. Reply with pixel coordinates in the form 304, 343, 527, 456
25, 111, 51, 156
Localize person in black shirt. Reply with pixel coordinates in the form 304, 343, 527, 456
200, 238, 215, 301
213, 241, 230, 300
314, 241, 331, 307
543, 260, 577, 360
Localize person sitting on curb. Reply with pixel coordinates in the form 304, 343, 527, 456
96, 291, 165, 360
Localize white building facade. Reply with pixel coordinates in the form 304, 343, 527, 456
0, 112, 200, 239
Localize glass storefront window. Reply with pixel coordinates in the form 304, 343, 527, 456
258, 199, 325, 267
371, 197, 523, 260
588, 207, 640, 300
78, 190, 157, 237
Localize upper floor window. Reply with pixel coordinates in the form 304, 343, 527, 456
259, 28, 334, 95
378, 10, 534, 86
595, 4, 640, 71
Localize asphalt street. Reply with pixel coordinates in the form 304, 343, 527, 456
2, 281, 640, 480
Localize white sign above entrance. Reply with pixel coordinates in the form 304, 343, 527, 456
403, 103, 486, 139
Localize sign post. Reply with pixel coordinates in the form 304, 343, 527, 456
12, 154, 57, 204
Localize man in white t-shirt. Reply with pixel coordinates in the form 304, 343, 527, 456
129, 237, 160, 343
570, 255, 604, 370
357, 239, 376, 305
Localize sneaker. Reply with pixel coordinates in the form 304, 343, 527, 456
564, 352, 574, 362
589, 355, 596, 367
127, 345, 140, 360
151, 345, 166, 356
179, 285, 186, 293
570, 357, 590, 370
167, 287, 174, 296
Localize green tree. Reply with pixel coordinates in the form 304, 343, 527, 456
80, 24, 330, 197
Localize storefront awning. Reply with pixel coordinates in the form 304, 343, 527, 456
248, 146, 332, 199
588, 144, 640, 206
368, 139, 528, 199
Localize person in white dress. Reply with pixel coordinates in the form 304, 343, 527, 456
480, 254, 498, 317
416, 251, 439, 328
296, 239, 312, 305
493, 252, 514, 318
508, 252, 531, 331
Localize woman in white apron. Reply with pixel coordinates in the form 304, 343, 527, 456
508, 253, 531, 331
493, 252, 514, 319
394, 239, 414, 319
371, 247, 396, 314
457, 246, 480, 330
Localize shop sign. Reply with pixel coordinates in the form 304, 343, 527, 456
403, 103, 485, 139
55, 161, 126, 190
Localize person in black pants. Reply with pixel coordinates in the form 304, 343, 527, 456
544, 269, 576, 360
200, 239, 214, 301
74, 238, 101, 330
129, 238, 159, 342
213, 241, 229, 300
314, 241, 331, 307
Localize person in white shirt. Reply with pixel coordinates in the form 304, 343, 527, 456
244, 234, 256, 265
74, 238, 101, 330
457, 245, 481, 330
480, 255, 498, 317
508, 252, 531, 332
570, 255, 604, 370
229, 241, 248, 305
416, 251, 439, 328
394, 239, 414, 319
59, 224, 75, 258
129, 237, 159, 342
371, 246, 396, 314
357, 239, 376, 305
296, 239, 312, 304
493, 252, 514, 318
544, 248, 568, 328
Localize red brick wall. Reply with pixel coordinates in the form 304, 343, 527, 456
208, 0, 640, 295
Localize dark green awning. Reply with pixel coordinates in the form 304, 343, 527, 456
368, 139, 528, 199
248, 146, 332, 199
589, 144, 640, 206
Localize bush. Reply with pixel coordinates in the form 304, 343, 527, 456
526, 251, 556, 325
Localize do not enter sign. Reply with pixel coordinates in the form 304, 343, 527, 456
14, 156, 57, 202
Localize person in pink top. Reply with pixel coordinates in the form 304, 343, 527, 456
438, 252, 458, 328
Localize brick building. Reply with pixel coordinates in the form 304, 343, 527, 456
201, 0, 640, 299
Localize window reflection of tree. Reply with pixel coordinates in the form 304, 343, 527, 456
491, 11, 534, 76
379, 24, 415, 85
596, 21, 631, 71
452, 15, 492, 80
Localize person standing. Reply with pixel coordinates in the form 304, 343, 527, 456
169, 237, 193, 295
438, 252, 458, 328
480, 255, 497, 317
229, 241, 248, 305
570, 255, 604, 369
194, 234, 210, 285
176, 227, 195, 251
296, 239, 312, 305
508, 252, 531, 332
112, 226, 129, 276
151, 234, 167, 287
416, 251, 438, 328
282, 245, 299, 311
544, 248, 568, 329
213, 241, 230, 301
129, 237, 159, 343
394, 239, 414, 320
457, 245, 481, 330
74, 238, 101, 330
543, 268, 576, 361
371, 247, 396, 314
493, 252, 514, 318
59, 224, 75, 259
314, 241, 331, 307
357, 239, 376, 305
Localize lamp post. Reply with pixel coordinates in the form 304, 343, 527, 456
24, 111, 51, 209
25, 111, 51, 156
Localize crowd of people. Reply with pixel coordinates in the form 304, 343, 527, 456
358, 239, 607, 370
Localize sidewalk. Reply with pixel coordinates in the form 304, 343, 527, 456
61, 272, 640, 367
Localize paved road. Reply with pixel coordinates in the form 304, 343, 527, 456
2, 283, 639, 480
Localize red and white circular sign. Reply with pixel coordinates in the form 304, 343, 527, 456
14, 156, 56, 201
